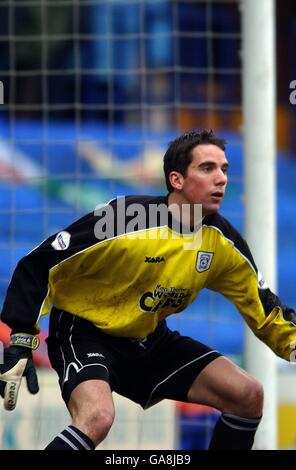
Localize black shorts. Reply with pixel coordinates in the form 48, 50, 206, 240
46, 309, 222, 408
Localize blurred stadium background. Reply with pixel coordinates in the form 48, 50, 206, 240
0, 0, 295, 450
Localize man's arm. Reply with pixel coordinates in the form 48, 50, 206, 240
1, 211, 100, 332
207, 230, 296, 361
0, 210, 100, 409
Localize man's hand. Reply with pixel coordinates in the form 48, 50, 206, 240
0, 333, 39, 411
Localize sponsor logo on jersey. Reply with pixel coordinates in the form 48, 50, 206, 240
139, 284, 189, 313
51, 231, 71, 250
144, 256, 165, 263
196, 251, 214, 272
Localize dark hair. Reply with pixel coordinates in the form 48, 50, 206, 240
163, 129, 226, 192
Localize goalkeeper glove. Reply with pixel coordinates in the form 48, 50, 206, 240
0, 333, 40, 411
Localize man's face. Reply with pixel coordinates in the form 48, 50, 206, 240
172, 144, 228, 216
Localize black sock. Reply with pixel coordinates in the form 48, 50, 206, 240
209, 413, 262, 450
45, 425, 95, 450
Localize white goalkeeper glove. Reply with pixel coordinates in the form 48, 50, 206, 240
0, 333, 39, 410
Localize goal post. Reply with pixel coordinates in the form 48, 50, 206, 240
242, 0, 277, 449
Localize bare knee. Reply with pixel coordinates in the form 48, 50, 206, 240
227, 378, 264, 418
68, 380, 115, 446
71, 404, 115, 446
93, 409, 114, 440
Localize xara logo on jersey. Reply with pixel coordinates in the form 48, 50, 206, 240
87, 352, 105, 358
145, 256, 165, 263
139, 284, 189, 313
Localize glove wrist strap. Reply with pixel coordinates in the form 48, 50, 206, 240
10, 333, 39, 350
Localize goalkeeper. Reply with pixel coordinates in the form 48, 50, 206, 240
1, 130, 296, 450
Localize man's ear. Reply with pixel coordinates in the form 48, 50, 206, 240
169, 171, 184, 191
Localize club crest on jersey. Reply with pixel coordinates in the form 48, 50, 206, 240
51, 231, 71, 250
196, 251, 214, 273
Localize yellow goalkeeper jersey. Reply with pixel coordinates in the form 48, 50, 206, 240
2, 195, 296, 360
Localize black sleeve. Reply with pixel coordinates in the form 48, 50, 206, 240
1, 211, 100, 334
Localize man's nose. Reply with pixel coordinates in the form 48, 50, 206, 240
215, 169, 227, 185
